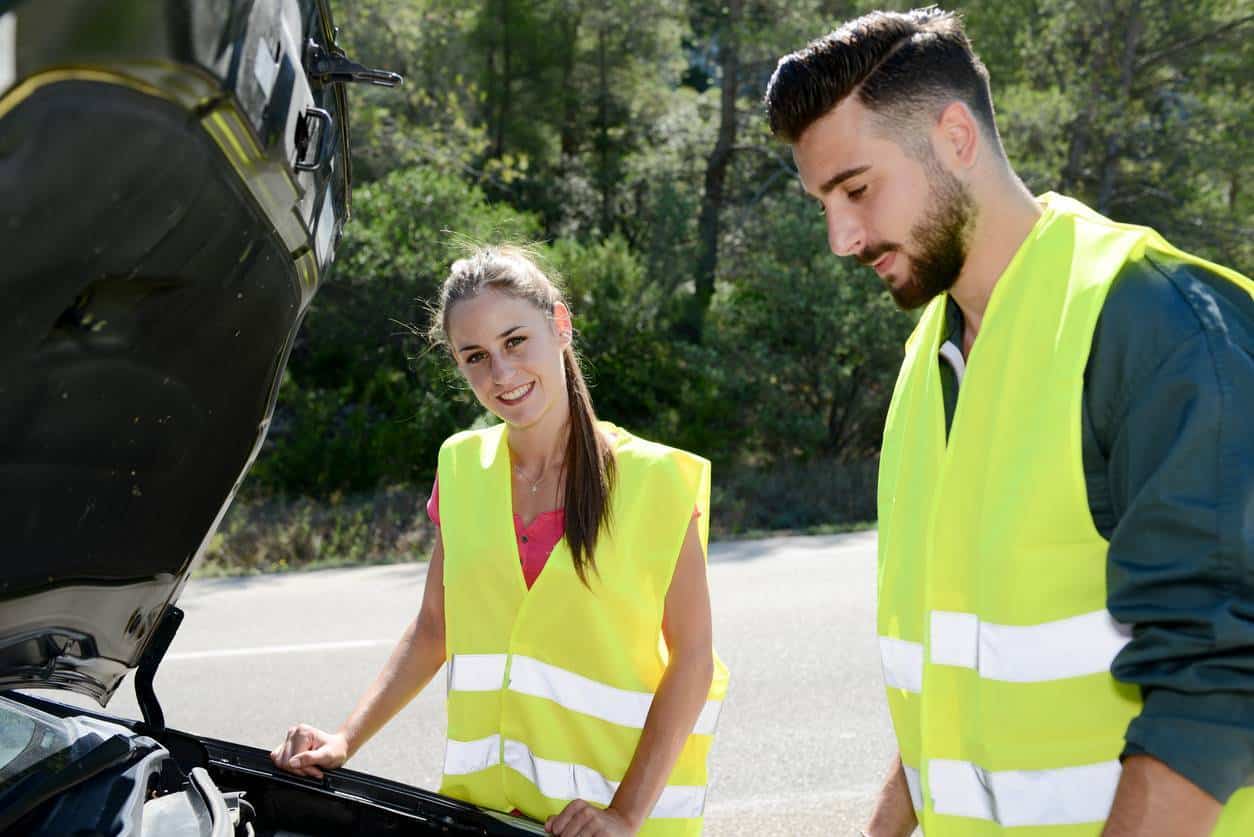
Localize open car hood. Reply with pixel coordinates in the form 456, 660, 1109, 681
0, 0, 397, 704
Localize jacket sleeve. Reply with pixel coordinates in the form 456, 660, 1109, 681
1086, 256, 1254, 802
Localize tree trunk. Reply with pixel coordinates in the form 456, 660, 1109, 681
684, 0, 741, 342
492, 0, 511, 159
596, 24, 612, 234
483, 1, 499, 157
825, 366, 864, 457
558, 8, 582, 159
1057, 15, 1104, 195
1097, 2, 1143, 213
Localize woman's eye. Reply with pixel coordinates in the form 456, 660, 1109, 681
848, 185, 868, 202
505, 336, 526, 349
466, 351, 486, 364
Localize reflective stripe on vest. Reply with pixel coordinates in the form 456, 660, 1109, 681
879, 637, 923, 693
880, 609, 1132, 691
449, 653, 724, 735
929, 758, 1121, 826
930, 609, 1131, 681
444, 736, 708, 819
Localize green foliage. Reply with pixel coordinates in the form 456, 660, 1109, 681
709, 188, 915, 461
959, 0, 1253, 265
331, 0, 493, 183
225, 0, 1250, 564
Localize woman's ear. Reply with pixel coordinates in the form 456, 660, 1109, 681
552, 302, 574, 349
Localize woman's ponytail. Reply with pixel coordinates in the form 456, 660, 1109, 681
561, 346, 615, 584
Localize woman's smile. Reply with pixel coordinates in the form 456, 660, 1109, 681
498, 381, 536, 405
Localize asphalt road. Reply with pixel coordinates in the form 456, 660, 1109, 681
35, 530, 897, 836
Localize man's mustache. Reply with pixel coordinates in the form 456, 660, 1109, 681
856, 242, 902, 267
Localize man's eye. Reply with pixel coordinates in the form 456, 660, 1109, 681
848, 185, 868, 202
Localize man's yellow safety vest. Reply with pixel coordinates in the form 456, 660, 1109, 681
436, 422, 729, 836
877, 193, 1254, 835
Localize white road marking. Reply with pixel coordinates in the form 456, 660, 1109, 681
165, 639, 392, 661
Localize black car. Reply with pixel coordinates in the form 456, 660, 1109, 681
0, 2, 539, 834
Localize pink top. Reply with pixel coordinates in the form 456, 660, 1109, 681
427, 478, 562, 589
427, 477, 698, 590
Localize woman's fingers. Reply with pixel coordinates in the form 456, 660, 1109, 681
547, 799, 598, 836
547, 802, 636, 836
272, 723, 332, 777
547, 799, 585, 833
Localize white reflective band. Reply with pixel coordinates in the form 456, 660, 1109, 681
930, 611, 979, 669
929, 609, 1132, 682
879, 637, 924, 693
443, 735, 501, 775
692, 698, 723, 736
449, 654, 508, 691
978, 610, 1132, 682
928, 758, 1121, 826
509, 655, 653, 727
485, 654, 723, 735
503, 739, 707, 819
903, 764, 923, 812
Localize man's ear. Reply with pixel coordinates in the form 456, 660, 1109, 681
552, 302, 573, 348
935, 101, 980, 170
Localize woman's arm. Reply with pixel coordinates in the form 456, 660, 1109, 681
271, 531, 448, 778
547, 517, 716, 835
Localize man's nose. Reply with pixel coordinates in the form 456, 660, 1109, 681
827, 211, 865, 258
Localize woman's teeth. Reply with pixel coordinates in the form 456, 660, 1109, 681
500, 383, 533, 402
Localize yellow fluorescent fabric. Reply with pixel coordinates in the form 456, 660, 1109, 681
437, 422, 729, 835
877, 193, 1254, 835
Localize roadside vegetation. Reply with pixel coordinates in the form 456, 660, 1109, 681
206, 0, 1251, 574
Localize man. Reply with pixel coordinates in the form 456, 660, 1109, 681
764, 8, 1253, 837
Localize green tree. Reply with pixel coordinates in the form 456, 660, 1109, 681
710, 187, 914, 462
961, 0, 1253, 266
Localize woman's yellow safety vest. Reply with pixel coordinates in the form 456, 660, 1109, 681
436, 422, 729, 836
877, 193, 1254, 835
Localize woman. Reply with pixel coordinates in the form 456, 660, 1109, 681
271, 245, 728, 836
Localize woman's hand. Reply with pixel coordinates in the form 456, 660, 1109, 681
269, 723, 349, 779
545, 800, 638, 836
268, 533, 448, 784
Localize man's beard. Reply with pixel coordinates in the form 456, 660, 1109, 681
860, 161, 976, 311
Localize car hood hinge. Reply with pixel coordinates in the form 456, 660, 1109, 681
135, 605, 183, 736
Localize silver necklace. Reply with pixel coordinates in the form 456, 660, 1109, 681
513, 462, 549, 495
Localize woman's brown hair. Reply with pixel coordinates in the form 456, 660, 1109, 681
429, 244, 615, 584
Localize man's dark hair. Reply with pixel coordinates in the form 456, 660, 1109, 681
764, 8, 999, 153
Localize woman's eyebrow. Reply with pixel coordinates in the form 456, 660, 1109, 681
456, 325, 524, 353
